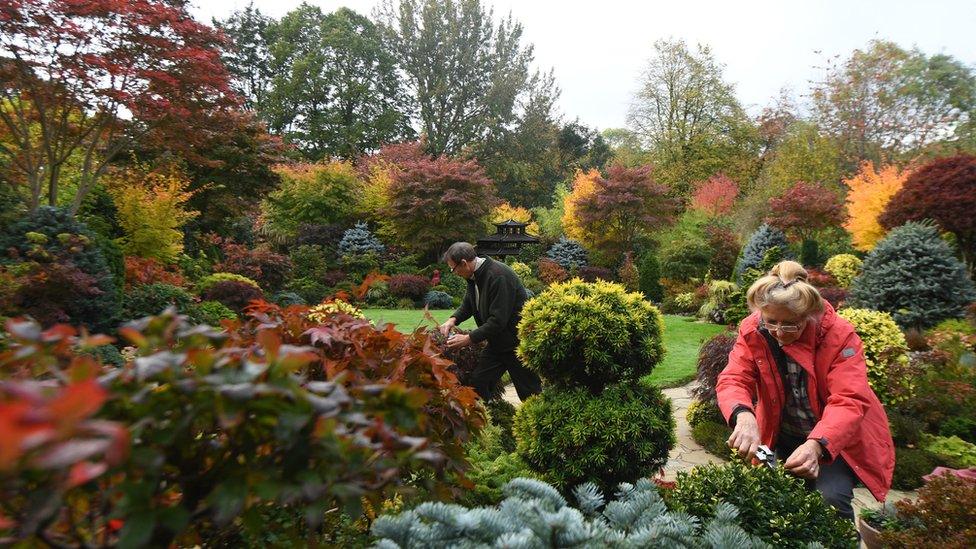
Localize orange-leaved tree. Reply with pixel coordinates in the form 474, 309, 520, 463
690, 173, 739, 216
843, 161, 910, 251
561, 169, 601, 246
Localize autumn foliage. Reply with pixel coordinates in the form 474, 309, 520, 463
843, 161, 909, 251
561, 169, 601, 245
690, 173, 739, 216
386, 155, 498, 260
107, 163, 199, 264
766, 180, 846, 241
879, 154, 976, 272
574, 165, 681, 259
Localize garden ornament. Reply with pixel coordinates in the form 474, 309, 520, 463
755, 444, 777, 469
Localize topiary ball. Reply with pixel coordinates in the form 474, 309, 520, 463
837, 308, 911, 407
513, 383, 675, 492
824, 254, 862, 289
517, 279, 665, 392
186, 300, 238, 326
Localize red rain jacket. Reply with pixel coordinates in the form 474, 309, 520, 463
716, 303, 895, 501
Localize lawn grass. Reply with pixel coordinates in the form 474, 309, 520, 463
362, 309, 727, 389
646, 315, 728, 388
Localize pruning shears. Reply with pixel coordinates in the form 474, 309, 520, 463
755, 445, 777, 469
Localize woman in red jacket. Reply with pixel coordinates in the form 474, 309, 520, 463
717, 260, 895, 519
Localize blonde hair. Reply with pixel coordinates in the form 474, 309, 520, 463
746, 260, 825, 318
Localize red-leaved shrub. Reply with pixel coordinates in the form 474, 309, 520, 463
214, 239, 293, 292
579, 266, 614, 282
388, 274, 430, 300
124, 256, 186, 288
537, 258, 568, 285
200, 280, 264, 313
817, 286, 848, 309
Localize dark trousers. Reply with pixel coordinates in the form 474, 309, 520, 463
776, 433, 857, 520
470, 345, 541, 402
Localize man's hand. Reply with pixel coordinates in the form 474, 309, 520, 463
784, 439, 823, 480
439, 317, 457, 337
727, 411, 761, 459
446, 333, 472, 349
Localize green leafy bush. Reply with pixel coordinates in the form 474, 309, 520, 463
850, 222, 976, 329
121, 282, 194, 320
196, 271, 261, 293
669, 458, 858, 548
824, 254, 862, 288
186, 300, 238, 325
485, 399, 517, 453
687, 398, 724, 428
638, 251, 664, 302
940, 416, 976, 443
284, 277, 329, 305
836, 308, 912, 406
892, 447, 944, 490
888, 411, 925, 447
698, 279, 737, 324
922, 434, 976, 468
517, 279, 665, 392
0, 206, 120, 331
373, 477, 772, 548
513, 384, 675, 491
692, 420, 733, 458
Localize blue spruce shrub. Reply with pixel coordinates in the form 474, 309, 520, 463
338, 221, 385, 256
423, 290, 454, 309
735, 223, 791, 284
372, 478, 772, 547
546, 236, 588, 270
850, 222, 976, 329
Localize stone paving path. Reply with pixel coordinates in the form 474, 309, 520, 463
502, 382, 915, 518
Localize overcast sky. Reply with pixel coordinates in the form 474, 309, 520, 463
190, 0, 976, 131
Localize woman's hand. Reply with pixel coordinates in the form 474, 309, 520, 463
727, 411, 761, 459
784, 439, 823, 479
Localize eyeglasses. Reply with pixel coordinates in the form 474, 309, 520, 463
760, 318, 803, 334
449, 261, 462, 274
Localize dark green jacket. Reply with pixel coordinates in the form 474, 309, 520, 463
451, 257, 527, 351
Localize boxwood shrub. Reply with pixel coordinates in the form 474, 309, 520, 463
669, 458, 858, 548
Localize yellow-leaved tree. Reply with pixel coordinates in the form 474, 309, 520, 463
108, 163, 198, 263
561, 169, 601, 245
843, 162, 909, 251
490, 201, 539, 235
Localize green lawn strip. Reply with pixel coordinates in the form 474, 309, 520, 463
361, 309, 476, 333
362, 309, 725, 389
645, 315, 727, 388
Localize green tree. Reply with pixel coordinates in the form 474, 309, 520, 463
475, 72, 564, 208
213, 2, 274, 112
379, 0, 534, 156
259, 5, 413, 159
261, 161, 362, 239
812, 39, 976, 169
627, 39, 761, 193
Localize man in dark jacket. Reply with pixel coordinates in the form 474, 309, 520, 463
438, 242, 542, 401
